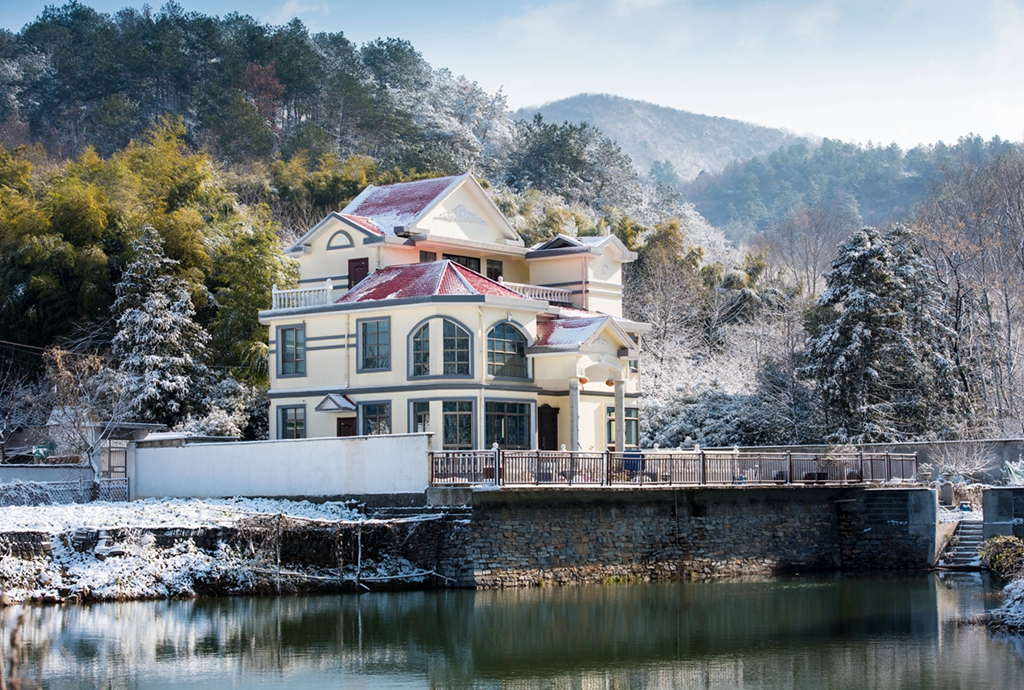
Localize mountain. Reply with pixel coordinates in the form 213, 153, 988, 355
515, 94, 806, 181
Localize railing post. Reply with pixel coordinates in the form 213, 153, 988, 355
787, 450, 792, 485
700, 447, 706, 486
913, 452, 918, 480
492, 442, 500, 486
885, 451, 892, 481
603, 451, 609, 486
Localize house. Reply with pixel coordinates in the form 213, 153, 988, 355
258, 174, 650, 452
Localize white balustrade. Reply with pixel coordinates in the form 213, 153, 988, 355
271, 279, 334, 310
500, 280, 572, 304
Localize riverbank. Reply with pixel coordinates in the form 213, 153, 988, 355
0, 498, 439, 604
989, 579, 1024, 632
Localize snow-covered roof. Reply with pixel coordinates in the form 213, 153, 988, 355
337, 260, 527, 304
527, 233, 637, 261
340, 175, 465, 235
338, 214, 383, 235
315, 394, 357, 412
530, 314, 639, 354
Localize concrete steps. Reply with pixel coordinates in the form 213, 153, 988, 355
942, 521, 985, 569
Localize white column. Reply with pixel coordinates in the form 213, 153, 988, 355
569, 379, 580, 451
614, 380, 625, 452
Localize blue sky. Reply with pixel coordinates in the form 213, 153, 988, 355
2, 0, 1022, 148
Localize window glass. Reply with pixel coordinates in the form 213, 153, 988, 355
280, 406, 305, 439
280, 326, 305, 376
487, 323, 528, 378
362, 403, 391, 435
412, 401, 430, 433
443, 401, 474, 449
485, 401, 530, 449
443, 320, 471, 375
361, 319, 390, 370
412, 324, 429, 376
443, 253, 481, 272
486, 260, 503, 281
419, 251, 436, 262
606, 406, 639, 449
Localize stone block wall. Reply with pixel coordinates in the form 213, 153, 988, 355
427, 487, 938, 588
984, 487, 1024, 540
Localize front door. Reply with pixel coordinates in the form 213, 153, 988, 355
337, 417, 357, 437
348, 258, 369, 288
538, 404, 559, 450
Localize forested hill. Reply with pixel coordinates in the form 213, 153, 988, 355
516, 94, 803, 181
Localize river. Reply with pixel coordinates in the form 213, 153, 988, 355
5, 573, 1023, 689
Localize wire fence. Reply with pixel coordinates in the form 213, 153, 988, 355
0, 478, 130, 506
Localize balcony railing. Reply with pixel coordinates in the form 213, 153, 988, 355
272, 280, 335, 310
429, 449, 919, 488
499, 280, 573, 305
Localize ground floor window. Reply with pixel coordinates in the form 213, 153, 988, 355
279, 406, 306, 439
443, 401, 474, 450
485, 401, 530, 449
362, 402, 391, 435
606, 406, 639, 449
412, 401, 430, 433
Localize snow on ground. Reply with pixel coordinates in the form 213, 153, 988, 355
992, 578, 1024, 632
0, 497, 363, 533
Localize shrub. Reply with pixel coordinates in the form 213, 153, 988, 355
979, 536, 1024, 578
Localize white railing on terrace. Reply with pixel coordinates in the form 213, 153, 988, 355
429, 449, 920, 488
272, 280, 335, 310
499, 279, 572, 304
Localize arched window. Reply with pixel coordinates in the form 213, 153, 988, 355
487, 323, 528, 378
412, 324, 429, 377
443, 320, 470, 376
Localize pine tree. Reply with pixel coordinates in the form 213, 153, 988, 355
803, 225, 956, 442
111, 227, 209, 427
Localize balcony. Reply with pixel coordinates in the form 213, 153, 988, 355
271, 280, 335, 310
499, 280, 572, 305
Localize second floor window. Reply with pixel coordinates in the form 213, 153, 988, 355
360, 318, 390, 371
443, 320, 470, 375
412, 324, 429, 376
443, 253, 480, 273
279, 326, 305, 376
487, 323, 528, 378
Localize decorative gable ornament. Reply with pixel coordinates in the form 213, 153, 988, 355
436, 205, 487, 225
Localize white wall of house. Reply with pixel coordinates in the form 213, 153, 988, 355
127, 433, 430, 500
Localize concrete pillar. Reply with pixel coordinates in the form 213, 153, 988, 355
614, 380, 625, 452
569, 379, 580, 451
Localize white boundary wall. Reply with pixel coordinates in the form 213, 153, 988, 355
127, 433, 429, 499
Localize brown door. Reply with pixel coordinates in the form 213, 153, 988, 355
348, 258, 369, 288
337, 417, 357, 437
538, 404, 559, 450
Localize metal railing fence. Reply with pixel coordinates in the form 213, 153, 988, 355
429, 449, 918, 488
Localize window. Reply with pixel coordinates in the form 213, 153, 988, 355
443, 401, 474, 450
279, 406, 305, 439
412, 401, 430, 433
362, 403, 391, 435
443, 320, 471, 376
412, 324, 429, 377
360, 318, 390, 371
279, 326, 305, 376
486, 260, 503, 281
443, 253, 481, 273
419, 251, 436, 262
606, 407, 639, 450
487, 323, 528, 378
485, 401, 530, 449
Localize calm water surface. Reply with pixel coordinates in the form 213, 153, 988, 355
7, 573, 1024, 689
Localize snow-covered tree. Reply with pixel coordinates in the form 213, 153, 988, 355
803, 225, 957, 442
111, 227, 209, 427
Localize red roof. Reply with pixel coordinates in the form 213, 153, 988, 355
338, 260, 526, 303
339, 214, 383, 235
341, 176, 461, 233
533, 317, 609, 349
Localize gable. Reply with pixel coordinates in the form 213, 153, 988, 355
417, 184, 520, 244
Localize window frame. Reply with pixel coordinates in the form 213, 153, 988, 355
277, 325, 306, 378
487, 321, 530, 380
442, 399, 475, 450
442, 253, 481, 273
606, 406, 640, 450
484, 400, 533, 450
278, 405, 306, 439
486, 259, 503, 281
357, 316, 392, 372
360, 401, 392, 436
409, 400, 431, 434
411, 323, 430, 378
442, 319, 472, 377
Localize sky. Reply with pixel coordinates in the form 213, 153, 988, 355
1, 0, 1022, 148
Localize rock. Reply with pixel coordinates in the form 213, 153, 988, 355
0, 591, 12, 607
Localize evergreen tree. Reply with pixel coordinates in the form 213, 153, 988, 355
111, 226, 209, 426
803, 225, 956, 442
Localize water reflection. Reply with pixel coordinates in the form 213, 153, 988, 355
4, 573, 1023, 689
